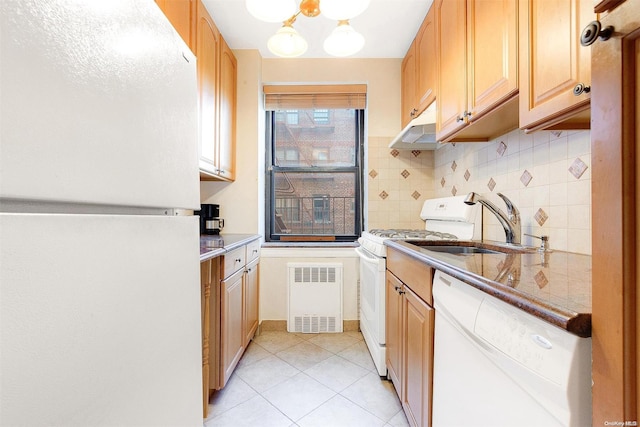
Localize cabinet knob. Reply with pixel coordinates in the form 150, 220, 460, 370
580, 20, 614, 46
573, 83, 591, 96
456, 115, 465, 123
235, 258, 242, 263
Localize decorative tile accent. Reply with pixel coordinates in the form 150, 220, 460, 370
520, 170, 533, 187
487, 177, 496, 192
390, 149, 399, 158
497, 141, 507, 157
534, 208, 548, 226
440, 177, 446, 188
379, 191, 389, 200
411, 150, 421, 157
412, 191, 421, 200
451, 186, 457, 196
464, 169, 471, 181
368, 169, 378, 179
451, 161, 457, 172
569, 157, 588, 179
534, 271, 549, 289
401, 169, 410, 179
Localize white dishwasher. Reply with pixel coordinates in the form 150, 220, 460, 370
432, 271, 591, 427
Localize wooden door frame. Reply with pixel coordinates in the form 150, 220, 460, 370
591, 1, 639, 423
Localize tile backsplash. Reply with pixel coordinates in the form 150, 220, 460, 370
366, 137, 437, 230
366, 129, 591, 255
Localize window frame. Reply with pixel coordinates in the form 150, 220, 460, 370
265, 109, 365, 242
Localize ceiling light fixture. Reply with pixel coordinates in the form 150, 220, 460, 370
246, 0, 369, 58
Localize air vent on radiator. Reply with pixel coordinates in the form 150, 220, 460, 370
287, 263, 343, 333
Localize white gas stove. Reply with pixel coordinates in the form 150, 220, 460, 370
356, 195, 481, 376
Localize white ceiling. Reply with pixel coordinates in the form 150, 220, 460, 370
201, 0, 434, 59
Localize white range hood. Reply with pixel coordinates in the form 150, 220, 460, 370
389, 102, 439, 150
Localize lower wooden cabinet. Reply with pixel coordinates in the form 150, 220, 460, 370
402, 286, 434, 427
386, 247, 434, 427
221, 268, 245, 386
386, 272, 404, 388
244, 258, 259, 347
200, 238, 261, 417
209, 241, 261, 391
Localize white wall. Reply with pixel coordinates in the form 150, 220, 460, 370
259, 248, 359, 322
201, 50, 265, 236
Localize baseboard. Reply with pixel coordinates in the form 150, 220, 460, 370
257, 320, 360, 334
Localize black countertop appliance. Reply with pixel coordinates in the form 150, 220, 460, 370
196, 204, 224, 235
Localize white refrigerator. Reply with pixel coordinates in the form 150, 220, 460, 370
1, 1, 203, 425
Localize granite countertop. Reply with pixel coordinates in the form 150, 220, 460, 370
200, 234, 261, 262
385, 239, 592, 337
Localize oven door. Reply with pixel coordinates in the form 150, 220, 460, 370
355, 246, 387, 375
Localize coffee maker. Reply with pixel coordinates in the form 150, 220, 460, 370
195, 204, 224, 235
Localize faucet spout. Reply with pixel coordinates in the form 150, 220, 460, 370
464, 192, 521, 244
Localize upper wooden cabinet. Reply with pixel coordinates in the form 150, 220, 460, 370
196, 1, 237, 181
155, 0, 196, 53
436, 0, 519, 142
196, 1, 221, 178
159, 0, 237, 182
401, 41, 418, 128
217, 39, 237, 181
416, 8, 437, 117
401, 7, 436, 128
518, 0, 594, 132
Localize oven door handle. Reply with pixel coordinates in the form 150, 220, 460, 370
355, 246, 382, 265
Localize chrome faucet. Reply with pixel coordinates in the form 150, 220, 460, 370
464, 192, 521, 245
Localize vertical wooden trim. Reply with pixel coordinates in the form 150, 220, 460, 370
200, 260, 211, 418
591, 2, 639, 424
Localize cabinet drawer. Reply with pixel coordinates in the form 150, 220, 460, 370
222, 246, 245, 279
387, 248, 433, 305
246, 240, 260, 263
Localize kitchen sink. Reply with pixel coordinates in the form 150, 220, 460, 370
406, 240, 537, 255
422, 245, 501, 255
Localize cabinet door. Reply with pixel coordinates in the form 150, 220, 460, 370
416, 7, 436, 115
155, 0, 196, 52
436, 0, 467, 140
518, 0, 593, 131
401, 41, 418, 128
244, 259, 259, 347
196, 0, 220, 177
590, 1, 639, 423
386, 272, 404, 390
467, 0, 518, 120
402, 287, 434, 427
221, 268, 244, 387
218, 39, 237, 181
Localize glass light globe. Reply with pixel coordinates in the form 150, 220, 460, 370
323, 21, 365, 57
246, 0, 297, 23
320, 0, 370, 20
268, 25, 308, 57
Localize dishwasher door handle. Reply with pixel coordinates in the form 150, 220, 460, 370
355, 246, 381, 264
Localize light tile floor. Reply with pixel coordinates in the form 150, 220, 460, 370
204, 331, 409, 427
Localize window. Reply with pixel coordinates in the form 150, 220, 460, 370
264, 84, 366, 242
313, 109, 330, 124
313, 196, 330, 223
266, 111, 364, 241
